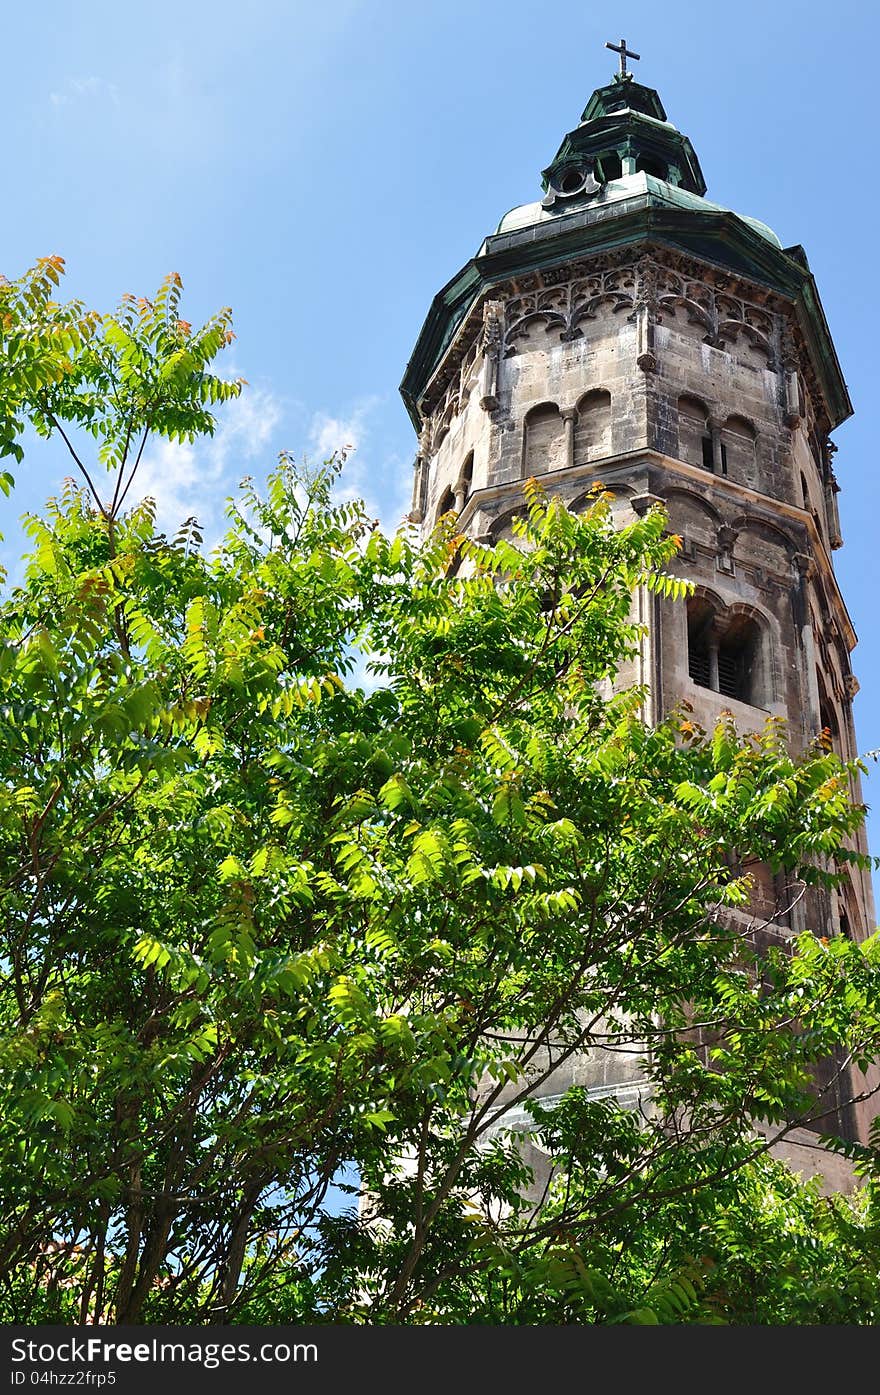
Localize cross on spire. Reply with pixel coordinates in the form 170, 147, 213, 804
605, 36, 640, 79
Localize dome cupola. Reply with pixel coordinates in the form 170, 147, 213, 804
541, 52, 706, 212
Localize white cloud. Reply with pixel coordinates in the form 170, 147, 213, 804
128, 387, 412, 552
50, 77, 119, 108
308, 398, 411, 537
309, 400, 376, 464
134, 385, 282, 545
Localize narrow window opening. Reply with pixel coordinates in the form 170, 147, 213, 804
456, 451, 474, 510
435, 486, 455, 522
687, 597, 715, 690
523, 402, 565, 476
678, 396, 711, 469
699, 437, 727, 473
636, 153, 667, 179
596, 152, 622, 181
818, 686, 839, 752
688, 641, 711, 688
688, 599, 762, 705
721, 416, 756, 485
717, 647, 744, 700
718, 616, 758, 704
574, 389, 612, 464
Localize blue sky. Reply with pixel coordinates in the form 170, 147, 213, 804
4, 0, 880, 885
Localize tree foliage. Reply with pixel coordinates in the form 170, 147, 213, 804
2, 259, 880, 1324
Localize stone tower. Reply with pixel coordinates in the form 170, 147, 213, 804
400, 55, 876, 1163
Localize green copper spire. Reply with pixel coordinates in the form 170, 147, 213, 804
581, 78, 668, 124
401, 60, 851, 436
541, 74, 706, 208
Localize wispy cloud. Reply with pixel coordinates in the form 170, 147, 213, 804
120, 387, 410, 552
134, 385, 282, 544
308, 398, 411, 536
49, 76, 119, 108
309, 400, 376, 464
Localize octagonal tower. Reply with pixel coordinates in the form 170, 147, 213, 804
400, 58, 876, 1160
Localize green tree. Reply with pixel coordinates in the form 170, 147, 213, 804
1, 258, 880, 1325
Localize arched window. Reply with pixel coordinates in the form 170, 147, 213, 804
686, 594, 715, 688
717, 614, 760, 704
435, 485, 455, 522
454, 451, 474, 511
678, 396, 713, 470
460, 451, 473, 492
574, 389, 611, 464
721, 415, 756, 485
817, 673, 839, 752
687, 596, 766, 707
523, 402, 565, 477
800, 471, 810, 511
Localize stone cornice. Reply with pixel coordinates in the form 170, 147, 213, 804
455, 448, 858, 651
400, 211, 852, 436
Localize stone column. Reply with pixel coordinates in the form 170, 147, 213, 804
709, 417, 724, 475
561, 407, 577, 469
793, 553, 822, 739
630, 492, 666, 726
707, 630, 720, 693
409, 454, 427, 524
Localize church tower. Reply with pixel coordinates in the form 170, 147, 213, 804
400, 47, 876, 1157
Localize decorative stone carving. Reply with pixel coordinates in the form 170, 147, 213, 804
415, 242, 836, 449
652, 258, 775, 362
822, 454, 843, 550
541, 162, 602, 210
780, 321, 799, 371
503, 264, 636, 353
677, 533, 696, 561
479, 300, 504, 411
630, 491, 665, 516
633, 256, 657, 372
784, 372, 801, 428
716, 522, 738, 575
845, 673, 860, 701
420, 335, 485, 452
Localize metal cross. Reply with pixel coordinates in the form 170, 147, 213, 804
605, 37, 640, 78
